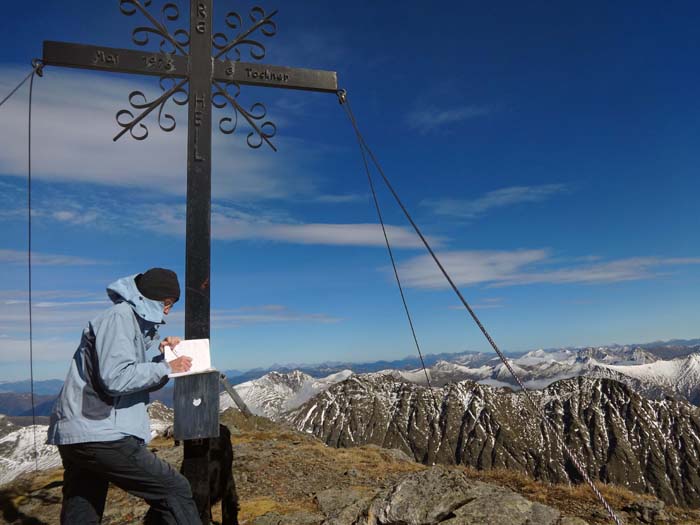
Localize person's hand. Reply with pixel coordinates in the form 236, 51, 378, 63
169, 356, 192, 374
160, 336, 182, 354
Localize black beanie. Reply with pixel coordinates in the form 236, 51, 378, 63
135, 268, 180, 303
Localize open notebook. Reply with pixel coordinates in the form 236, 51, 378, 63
163, 338, 216, 378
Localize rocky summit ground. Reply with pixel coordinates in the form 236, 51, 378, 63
2, 409, 700, 524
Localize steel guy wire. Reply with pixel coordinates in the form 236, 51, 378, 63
338, 89, 623, 525
347, 97, 457, 464
27, 62, 44, 473
0, 64, 40, 110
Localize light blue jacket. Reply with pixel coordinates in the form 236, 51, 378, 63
47, 275, 172, 445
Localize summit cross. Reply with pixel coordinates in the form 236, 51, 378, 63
40, 2, 338, 521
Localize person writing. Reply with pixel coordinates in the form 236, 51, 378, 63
47, 268, 201, 524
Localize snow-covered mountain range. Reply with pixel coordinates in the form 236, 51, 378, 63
220, 369, 353, 420
219, 345, 700, 421
2, 342, 699, 489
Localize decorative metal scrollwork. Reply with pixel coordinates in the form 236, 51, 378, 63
114, 77, 189, 141
212, 81, 277, 151
213, 6, 278, 62
119, 0, 190, 56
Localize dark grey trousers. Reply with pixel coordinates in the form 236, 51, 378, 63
58, 436, 201, 525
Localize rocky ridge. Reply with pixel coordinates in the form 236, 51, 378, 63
287, 375, 700, 508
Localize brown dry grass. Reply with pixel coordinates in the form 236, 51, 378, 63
460, 466, 700, 524
236, 496, 317, 523
319, 445, 424, 478
231, 429, 300, 444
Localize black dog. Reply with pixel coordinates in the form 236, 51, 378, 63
178, 424, 239, 525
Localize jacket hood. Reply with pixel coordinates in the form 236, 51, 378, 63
106, 274, 166, 324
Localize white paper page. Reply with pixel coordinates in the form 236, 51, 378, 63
163, 338, 215, 378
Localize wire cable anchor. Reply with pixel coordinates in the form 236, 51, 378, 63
31, 58, 45, 77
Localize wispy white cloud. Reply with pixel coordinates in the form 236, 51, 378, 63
495, 257, 700, 287
233, 305, 286, 313
312, 194, 367, 204
0, 290, 102, 301
406, 105, 491, 133
0, 249, 102, 266
0, 292, 108, 342
130, 203, 436, 248
421, 184, 569, 219
0, 337, 77, 363
51, 209, 99, 225
1, 183, 432, 248
216, 222, 425, 247
5, 300, 108, 308
449, 297, 505, 310
212, 305, 341, 327
399, 250, 547, 289
397, 250, 700, 289
0, 67, 318, 200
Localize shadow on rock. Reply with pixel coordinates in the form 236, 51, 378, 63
0, 488, 51, 525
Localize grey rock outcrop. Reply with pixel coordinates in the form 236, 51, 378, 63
365, 467, 561, 525
317, 487, 375, 525
308, 467, 574, 525
254, 511, 326, 525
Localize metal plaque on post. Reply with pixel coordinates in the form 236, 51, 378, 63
173, 370, 220, 440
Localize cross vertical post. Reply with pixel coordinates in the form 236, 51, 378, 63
182, 0, 214, 521
185, 0, 212, 342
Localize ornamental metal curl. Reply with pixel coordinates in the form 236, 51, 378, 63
213, 6, 278, 62
212, 80, 277, 151
119, 0, 190, 56
114, 77, 189, 141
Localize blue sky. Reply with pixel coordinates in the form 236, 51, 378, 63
1, 1, 698, 381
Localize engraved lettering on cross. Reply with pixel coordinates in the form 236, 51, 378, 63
94, 50, 119, 66
193, 91, 206, 161
245, 67, 289, 84
196, 2, 208, 34
194, 128, 205, 161
142, 55, 174, 71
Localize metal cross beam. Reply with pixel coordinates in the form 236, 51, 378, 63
43, 41, 338, 93
39, 1, 339, 523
